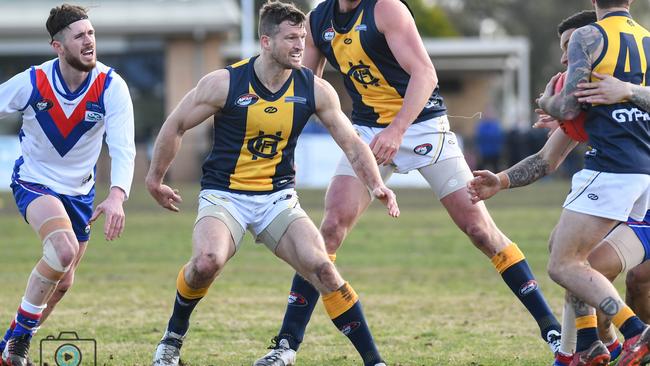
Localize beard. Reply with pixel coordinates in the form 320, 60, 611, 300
64, 49, 96, 72
270, 48, 300, 70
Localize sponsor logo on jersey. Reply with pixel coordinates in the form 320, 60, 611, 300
413, 143, 433, 155
247, 130, 283, 160
84, 225, 91, 234
340, 321, 361, 336
354, 24, 367, 31
288, 291, 308, 307
519, 280, 538, 297
612, 107, 650, 123
264, 106, 278, 114
587, 193, 599, 201
35, 99, 54, 111
276, 178, 293, 188
425, 97, 442, 109
322, 27, 335, 41
285, 96, 307, 104
347, 61, 379, 88
235, 93, 260, 107
85, 111, 104, 123
81, 173, 93, 184
344, 38, 353, 45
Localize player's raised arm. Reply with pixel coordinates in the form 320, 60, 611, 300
368, 0, 437, 164
303, 12, 327, 77
539, 25, 603, 120
145, 69, 229, 211
468, 128, 578, 203
314, 76, 399, 217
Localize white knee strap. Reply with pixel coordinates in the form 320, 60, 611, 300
38, 216, 75, 273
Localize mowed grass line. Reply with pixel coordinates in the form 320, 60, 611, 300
0, 181, 615, 365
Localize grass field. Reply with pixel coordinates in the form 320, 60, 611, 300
0, 180, 615, 365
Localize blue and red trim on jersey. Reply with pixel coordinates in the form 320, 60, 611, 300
28, 67, 111, 157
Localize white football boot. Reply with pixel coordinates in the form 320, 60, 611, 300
253, 338, 296, 366
152, 331, 184, 366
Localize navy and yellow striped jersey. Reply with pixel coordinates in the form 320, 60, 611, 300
309, 0, 446, 128
200, 56, 316, 193
586, 11, 650, 174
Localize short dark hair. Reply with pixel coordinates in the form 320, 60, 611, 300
46, 4, 89, 42
595, 0, 631, 8
557, 10, 597, 37
258, 1, 305, 38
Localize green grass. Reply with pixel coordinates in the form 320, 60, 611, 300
0, 180, 608, 365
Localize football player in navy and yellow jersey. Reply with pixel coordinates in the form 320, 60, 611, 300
145, 2, 399, 365
256, 0, 565, 364
539, 0, 650, 364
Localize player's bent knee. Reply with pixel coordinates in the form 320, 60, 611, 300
626, 268, 650, 292
463, 222, 493, 248
39, 217, 77, 272
315, 261, 341, 292
191, 252, 224, 280
320, 212, 355, 248
547, 261, 568, 286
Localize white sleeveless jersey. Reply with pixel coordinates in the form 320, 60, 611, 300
0, 58, 135, 196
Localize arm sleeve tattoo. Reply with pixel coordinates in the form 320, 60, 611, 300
544, 26, 604, 120
630, 84, 650, 112
505, 154, 550, 188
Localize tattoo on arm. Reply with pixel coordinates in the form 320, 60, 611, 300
630, 84, 650, 112
546, 26, 604, 118
505, 154, 550, 188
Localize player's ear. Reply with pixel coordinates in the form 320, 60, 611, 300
260, 34, 271, 51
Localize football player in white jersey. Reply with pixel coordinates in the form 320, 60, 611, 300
0, 4, 135, 365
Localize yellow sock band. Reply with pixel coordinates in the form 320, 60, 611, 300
328, 254, 337, 263
176, 265, 209, 300
612, 306, 636, 329
575, 315, 597, 330
322, 282, 358, 319
491, 243, 525, 274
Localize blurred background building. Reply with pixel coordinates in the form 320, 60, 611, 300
3, 0, 642, 189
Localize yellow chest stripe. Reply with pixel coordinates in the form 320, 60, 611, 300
331, 11, 402, 124
229, 82, 295, 191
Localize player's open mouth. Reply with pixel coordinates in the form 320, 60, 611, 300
290, 52, 301, 61
82, 49, 94, 58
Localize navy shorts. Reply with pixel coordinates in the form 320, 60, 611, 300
11, 179, 95, 242
628, 211, 650, 263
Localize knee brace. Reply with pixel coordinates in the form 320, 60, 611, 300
38, 216, 75, 273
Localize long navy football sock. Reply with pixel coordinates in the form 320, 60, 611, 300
277, 272, 320, 350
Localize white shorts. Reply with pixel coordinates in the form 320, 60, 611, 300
563, 169, 650, 221
334, 115, 471, 198
196, 188, 308, 251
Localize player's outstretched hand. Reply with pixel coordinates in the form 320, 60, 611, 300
147, 182, 183, 212
371, 185, 400, 218
467, 170, 501, 204
90, 187, 126, 241
369, 125, 403, 166
575, 72, 632, 104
